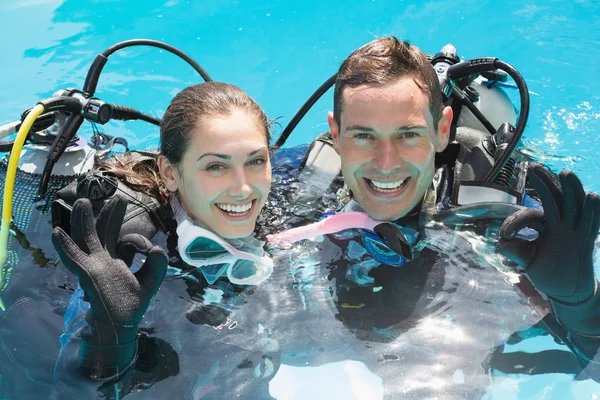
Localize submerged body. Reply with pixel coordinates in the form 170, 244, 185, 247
0, 147, 599, 399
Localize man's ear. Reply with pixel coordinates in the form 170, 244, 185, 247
328, 111, 340, 153
435, 106, 453, 152
157, 155, 179, 192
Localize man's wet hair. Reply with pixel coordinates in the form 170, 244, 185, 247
333, 37, 443, 129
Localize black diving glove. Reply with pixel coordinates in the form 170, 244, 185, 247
52, 196, 168, 379
496, 163, 600, 337
118, 233, 155, 266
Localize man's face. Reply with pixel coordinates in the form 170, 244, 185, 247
328, 77, 452, 221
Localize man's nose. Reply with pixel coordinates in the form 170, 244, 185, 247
372, 139, 401, 173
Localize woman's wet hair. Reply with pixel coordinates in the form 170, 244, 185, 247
99, 82, 271, 204
160, 82, 271, 168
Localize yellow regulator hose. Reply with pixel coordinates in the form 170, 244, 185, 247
0, 103, 45, 311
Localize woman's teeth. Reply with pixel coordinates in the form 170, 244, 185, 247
370, 178, 407, 192
217, 202, 253, 214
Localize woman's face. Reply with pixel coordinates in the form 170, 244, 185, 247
160, 108, 272, 239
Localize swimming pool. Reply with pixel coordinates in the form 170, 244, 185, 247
1, 0, 600, 399
1, 0, 599, 182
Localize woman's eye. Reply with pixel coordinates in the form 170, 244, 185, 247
206, 163, 226, 172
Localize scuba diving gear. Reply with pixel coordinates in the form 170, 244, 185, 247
496, 163, 600, 336
274, 73, 337, 149
0, 103, 45, 309
52, 196, 168, 379
90, 131, 130, 160
446, 56, 531, 206
0, 39, 212, 204
0, 110, 57, 151
353, 223, 418, 266
429, 43, 460, 100
274, 44, 528, 151
270, 183, 439, 267
83, 39, 212, 97
282, 44, 529, 216
171, 196, 274, 286
0, 95, 84, 270
448, 58, 530, 185
51, 153, 175, 263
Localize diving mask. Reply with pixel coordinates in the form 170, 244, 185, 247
267, 211, 414, 261
171, 196, 274, 285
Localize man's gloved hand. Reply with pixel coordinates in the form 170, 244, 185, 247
496, 162, 600, 336
52, 196, 168, 377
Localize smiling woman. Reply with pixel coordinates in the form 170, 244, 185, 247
156, 83, 272, 239
46, 81, 276, 382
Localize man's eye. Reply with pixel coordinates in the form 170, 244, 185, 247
354, 132, 373, 140
402, 132, 420, 139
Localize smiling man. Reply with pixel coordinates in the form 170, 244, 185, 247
328, 37, 452, 221
317, 36, 600, 388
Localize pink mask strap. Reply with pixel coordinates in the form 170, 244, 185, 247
267, 212, 384, 246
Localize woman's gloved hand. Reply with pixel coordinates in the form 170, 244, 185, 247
496, 163, 600, 336
52, 196, 168, 378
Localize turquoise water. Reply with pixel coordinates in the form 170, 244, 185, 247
1, 0, 600, 185
1, 1, 600, 398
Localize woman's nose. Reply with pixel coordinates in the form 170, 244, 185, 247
228, 169, 253, 199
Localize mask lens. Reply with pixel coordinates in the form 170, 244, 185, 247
185, 237, 229, 261
229, 259, 259, 281
359, 225, 419, 267
362, 236, 405, 266
200, 263, 230, 285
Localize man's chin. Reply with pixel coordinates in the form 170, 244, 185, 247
355, 197, 411, 221
365, 209, 409, 221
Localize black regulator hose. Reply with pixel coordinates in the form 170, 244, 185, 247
111, 104, 161, 126
447, 58, 530, 183
450, 83, 497, 135
35, 40, 210, 198
274, 73, 337, 149
0, 111, 57, 152
38, 113, 84, 199
83, 39, 212, 96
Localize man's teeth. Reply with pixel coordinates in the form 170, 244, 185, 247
217, 202, 252, 213
370, 178, 406, 190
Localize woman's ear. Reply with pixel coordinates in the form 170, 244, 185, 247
157, 155, 179, 192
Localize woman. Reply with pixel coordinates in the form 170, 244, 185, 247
50, 82, 277, 397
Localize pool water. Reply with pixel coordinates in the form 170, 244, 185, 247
1, 0, 599, 184
1, 0, 600, 399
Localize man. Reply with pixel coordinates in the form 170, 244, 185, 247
328, 36, 452, 222
319, 35, 600, 394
